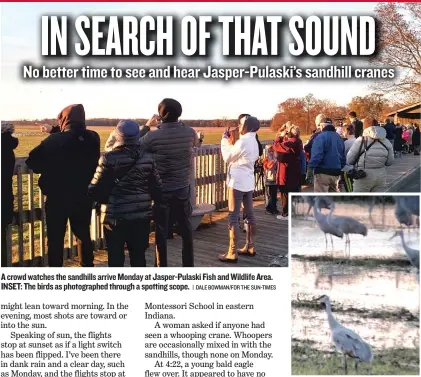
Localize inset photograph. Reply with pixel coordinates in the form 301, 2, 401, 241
291, 195, 420, 375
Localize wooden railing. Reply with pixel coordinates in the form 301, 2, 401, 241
6, 142, 269, 267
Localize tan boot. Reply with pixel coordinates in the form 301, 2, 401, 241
218, 227, 238, 263
238, 224, 256, 257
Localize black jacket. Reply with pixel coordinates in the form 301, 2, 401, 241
140, 121, 200, 192
413, 128, 420, 147
2, 132, 19, 225
26, 104, 100, 200
351, 119, 363, 139
88, 146, 162, 224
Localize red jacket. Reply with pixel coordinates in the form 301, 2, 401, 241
273, 136, 302, 188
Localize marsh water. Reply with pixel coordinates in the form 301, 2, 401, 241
291, 215, 420, 361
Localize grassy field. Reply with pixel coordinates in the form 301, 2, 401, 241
13, 125, 280, 157
292, 341, 419, 375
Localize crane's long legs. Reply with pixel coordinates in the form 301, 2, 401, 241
325, 234, 328, 251
354, 360, 358, 372
343, 354, 348, 375
330, 234, 334, 250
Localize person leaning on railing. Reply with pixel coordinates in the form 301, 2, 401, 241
1, 121, 19, 267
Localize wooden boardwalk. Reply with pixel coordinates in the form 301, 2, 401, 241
302, 153, 420, 192
64, 198, 288, 268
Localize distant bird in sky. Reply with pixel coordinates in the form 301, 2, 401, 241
313, 197, 343, 250
327, 202, 368, 257
315, 295, 373, 374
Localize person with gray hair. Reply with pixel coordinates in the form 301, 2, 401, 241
219, 115, 260, 263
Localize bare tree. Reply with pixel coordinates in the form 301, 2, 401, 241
371, 3, 421, 102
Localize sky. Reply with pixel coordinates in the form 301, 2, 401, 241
0, 2, 382, 120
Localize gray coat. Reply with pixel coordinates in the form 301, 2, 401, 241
140, 122, 200, 192
346, 127, 394, 170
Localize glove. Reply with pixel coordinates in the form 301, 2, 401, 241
222, 129, 230, 139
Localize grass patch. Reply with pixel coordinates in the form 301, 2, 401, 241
292, 341, 419, 375
291, 254, 412, 268
292, 300, 419, 322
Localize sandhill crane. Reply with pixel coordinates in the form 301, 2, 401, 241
389, 230, 420, 282
327, 203, 368, 257
313, 197, 343, 250
304, 196, 334, 217
394, 196, 420, 237
315, 295, 373, 374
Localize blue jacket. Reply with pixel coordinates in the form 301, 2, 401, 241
384, 123, 395, 140
299, 150, 306, 174
308, 124, 346, 176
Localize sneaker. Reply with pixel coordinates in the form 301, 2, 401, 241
265, 209, 274, 215
277, 214, 288, 220
273, 209, 280, 215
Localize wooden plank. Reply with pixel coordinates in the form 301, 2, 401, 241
16, 166, 24, 266
27, 172, 35, 266
39, 189, 47, 266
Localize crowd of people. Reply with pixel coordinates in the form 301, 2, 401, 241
2, 104, 419, 267
260, 111, 420, 218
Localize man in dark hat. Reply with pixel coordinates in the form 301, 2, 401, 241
140, 98, 203, 267
26, 104, 100, 267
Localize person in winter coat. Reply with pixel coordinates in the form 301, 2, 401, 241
273, 123, 302, 219
383, 119, 395, 147
139, 98, 202, 267
104, 124, 151, 152
394, 124, 404, 158
88, 120, 162, 267
344, 124, 357, 155
308, 118, 345, 192
219, 115, 260, 263
413, 125, 420, 155
346, 117, 394, 192
304, 113, 325, 183
26, 104, 100, 267
263, 145, 278, 214
348, 111, 363, 138
1, 122, 19, 267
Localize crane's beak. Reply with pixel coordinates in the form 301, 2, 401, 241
388, 231, 399, 241
312, 295, 325, 301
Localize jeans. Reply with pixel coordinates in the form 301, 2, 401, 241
154, 186, 193, 267
45, 197, 94, 267
228, 188, 255, 229
104, 219, 150, 267
265, 185, 278, 212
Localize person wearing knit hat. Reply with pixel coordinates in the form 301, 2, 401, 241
1, 121, 19, 267
219, 114, 260, 263
88, 119, 162, 267
139, 98, 203, 267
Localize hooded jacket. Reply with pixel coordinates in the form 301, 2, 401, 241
273, 136, 302, 188
346, 126, 394, 170
26, 104, 101, 199
2, 122, 19, 225
308, 124, 346, 175
88, 122, 162, 225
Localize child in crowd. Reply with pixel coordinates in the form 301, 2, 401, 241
263, 145, 279, 215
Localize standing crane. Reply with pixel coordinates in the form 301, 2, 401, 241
327, 203, 368, 257
313, 197, 343, 250
315, 295, 373, 374
389, 230, 420, 282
